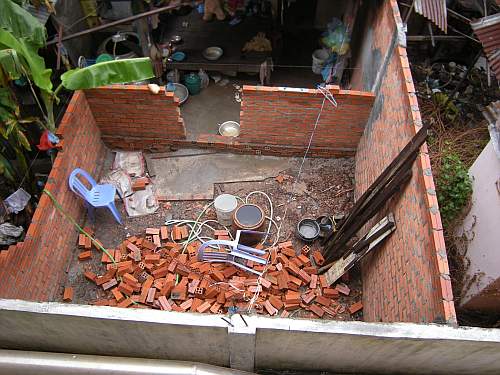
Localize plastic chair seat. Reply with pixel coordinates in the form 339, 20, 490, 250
68, 168, 122, 224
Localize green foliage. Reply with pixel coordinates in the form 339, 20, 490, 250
60, 57, 155, 90
436, 151, 473, 224
433, 92, 459, 122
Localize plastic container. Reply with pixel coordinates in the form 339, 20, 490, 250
184, 73, 202, 95
312, 49, 329, 74
233, 204, 265, 246
214, 194, 238, 226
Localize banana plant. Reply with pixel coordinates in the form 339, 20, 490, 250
0, 0, 154, 193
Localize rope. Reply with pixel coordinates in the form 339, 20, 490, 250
43, 188, 117, 265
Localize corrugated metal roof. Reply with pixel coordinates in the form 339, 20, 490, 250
414, 0, 448, 33
471, 13, 500, 80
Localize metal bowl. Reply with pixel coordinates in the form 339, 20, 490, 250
166, 83, 189, 105
219, 121, 240, 137
170, 35, 182, 44
203, 46, 223, 61
297, 218, 321, 243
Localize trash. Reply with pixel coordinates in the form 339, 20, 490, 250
100, 168, 133, 198
211, 74, 222, 84
217, 78, 230, 87
124, 185, 159, 217
4, 188, 31, 214
37, 130, 60, 151
0, 223, 23, 245
113, 151, 145, 177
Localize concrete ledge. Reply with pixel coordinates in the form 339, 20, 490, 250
1, 300, 500, 374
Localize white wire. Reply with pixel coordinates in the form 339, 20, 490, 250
278, 97, 327, 242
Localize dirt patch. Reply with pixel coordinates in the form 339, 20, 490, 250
62, 155, 362, 321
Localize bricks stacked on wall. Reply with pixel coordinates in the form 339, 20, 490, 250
84, 85, 186, 140
239, 86, 375, 152
0, 91, 107, 301
351, 0, 455, 324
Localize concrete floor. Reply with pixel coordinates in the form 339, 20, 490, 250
149, 149, 293, 200
181, 84, 241, 139
179, 69, 320, 138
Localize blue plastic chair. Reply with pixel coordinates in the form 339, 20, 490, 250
68, 168, 122, 224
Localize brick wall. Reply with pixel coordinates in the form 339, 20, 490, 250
84, 85, 186, 142
83, 85, 374, 158
352, 1, 456, 324
239, 85, 375, 153
0, 91, 106, 301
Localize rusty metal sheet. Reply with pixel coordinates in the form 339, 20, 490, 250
414, 0, 448, 33
471, 13, 500, 80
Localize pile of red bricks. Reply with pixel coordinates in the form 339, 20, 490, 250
73, 226, 363, 319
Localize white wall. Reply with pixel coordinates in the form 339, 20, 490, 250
458, 141, 500, 311
1, 300, 500, 374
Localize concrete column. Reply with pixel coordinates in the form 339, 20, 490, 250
227, 315, 256, 372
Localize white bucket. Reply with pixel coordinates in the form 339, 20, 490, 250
214, 194, 238, 226
312, 49, 329, 74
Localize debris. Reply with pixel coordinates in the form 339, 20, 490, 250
4, 188, 31, 214
113, 151, 145, 177
100, 169, 133, 198
0, 223, 24, 246
80, 228, 357, 319
124, 185, 159, 217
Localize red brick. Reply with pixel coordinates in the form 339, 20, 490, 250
311, 251, 325, 266
196, 301, 212, 313
349, 301, 363, 314
118, 282, 134, 296
309, 304, 325, 317
63, 287, 73, 302
78, 251, 92, 261
111, 288, 125, 302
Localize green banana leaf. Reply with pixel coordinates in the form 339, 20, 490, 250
0, 49, 22, 81
60, 58, 155, 90
0, 29, 52, 93
0, 153, 16, 182
0, 0, 47, 47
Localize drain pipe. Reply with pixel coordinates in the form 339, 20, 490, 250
0, 350, 256, 375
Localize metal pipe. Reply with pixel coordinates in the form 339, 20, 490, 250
0, 349, 255, 375
47, 1, 200, 46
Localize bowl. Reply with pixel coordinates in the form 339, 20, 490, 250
171, 51, 186, 62
316, 215, 334, 238
166, 83, 189, 105
297, 218, 321, 243
203, 47, 223, 61
219, 121, 240, 137
170, 35, 182, 44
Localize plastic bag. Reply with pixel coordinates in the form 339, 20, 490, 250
112, 151, 145, 177
0, 223, 23, 245
198, 69, 209, 88
100, 168, 133, 198
4, 188, 31, 214
321, 18, 350, 55
124, 185, 159, 217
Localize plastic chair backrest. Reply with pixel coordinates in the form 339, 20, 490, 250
69, 168, 97, 200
